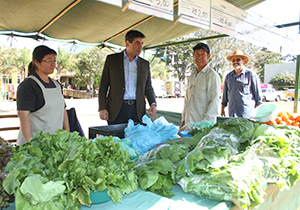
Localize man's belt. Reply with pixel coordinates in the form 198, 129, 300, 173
123, 100, 136, 105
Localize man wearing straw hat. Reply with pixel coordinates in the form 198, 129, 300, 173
221, 50, 262, 118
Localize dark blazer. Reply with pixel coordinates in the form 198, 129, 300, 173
98, 51, 156, 122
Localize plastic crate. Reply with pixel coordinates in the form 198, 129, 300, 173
89, 123, 128, 139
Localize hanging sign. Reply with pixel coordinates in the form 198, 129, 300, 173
129, 0, 174, 21
234, 8, 248, 36
211, 0, 235, 35
96, 0, 122, 7
239, 12, 277, 49
178, 0, 210, 29
234, 8, 292, 53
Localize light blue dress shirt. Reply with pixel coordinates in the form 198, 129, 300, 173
123, 51, 138, 100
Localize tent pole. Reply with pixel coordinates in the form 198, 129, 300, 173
294, 55, 300, 113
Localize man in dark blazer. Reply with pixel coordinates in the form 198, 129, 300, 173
98, 30, 157, 125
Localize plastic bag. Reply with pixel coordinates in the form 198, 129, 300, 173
177, 142, 268, 209
125, 115, 180, 154
175, 127, 239, 181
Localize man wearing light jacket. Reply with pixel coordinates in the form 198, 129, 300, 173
181, 43, 221, 127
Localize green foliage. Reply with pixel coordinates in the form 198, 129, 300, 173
56, 46, 77, 76
149, 57, 169, 80
166, 42, 194, 81
0, 45, 111, 90
269, 74, 295, 89
176, 119, 300, 209
0, 137, 14, 209
153, 29, 262, 81
133, 138, 199, 197
154, 39, 194, 81
74, 47, 111, 88
254, 48, 285, 82
0, 46, 30, 77
3, 130, 138, 209
202, 30, 260, 76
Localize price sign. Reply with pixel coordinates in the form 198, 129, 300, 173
234, 7, 248, 36
129, 0, 174, 21
178, 0, 210, 29
96, 0, 122, 7
233, 8, 289, 53
211, 0, 235, 35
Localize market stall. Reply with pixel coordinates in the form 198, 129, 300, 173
1, 116, 300, 210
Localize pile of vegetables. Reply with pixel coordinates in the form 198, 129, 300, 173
2, 118, 300, 210
181, 119, 300, 209
132, 118, 300, 209
133, 137, 199, 198
175, 128, 240, 181
2, 130, 138, 210
271, 111, 300, 126
0, 137, 14, 209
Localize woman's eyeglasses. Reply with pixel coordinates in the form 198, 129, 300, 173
42, 59, 57, 64
231, 58, 243, 62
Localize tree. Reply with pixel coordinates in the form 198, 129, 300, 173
254, 48, 285, 82
0, 46, 31, 80
269, 74, 295, 89
154, 40, 194, 81
14, 48, 31, 80
149, 57, 169, 80
56, 46, 77, 81
152, 29, 261, 82
74, 46, 111, 88
0, 46, 17, 74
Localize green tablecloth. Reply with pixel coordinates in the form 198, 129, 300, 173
5, 185, 232, 210
5, 181, 300, 210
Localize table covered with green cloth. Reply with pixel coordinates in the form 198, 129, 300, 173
4, 185, 231, 210
5, 179, 300, 210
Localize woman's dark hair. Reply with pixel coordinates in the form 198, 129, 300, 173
27, 45, 57, 76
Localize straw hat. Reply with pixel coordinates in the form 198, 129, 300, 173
226, 50, 249, 64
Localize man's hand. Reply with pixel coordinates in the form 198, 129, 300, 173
99, 110, 109, 120
220, 105, 226, 117
148, 104, 157, 118
180, 120, 185, 128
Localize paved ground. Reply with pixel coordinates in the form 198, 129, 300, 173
0, 97, 296, 140
0, 97, 185, 140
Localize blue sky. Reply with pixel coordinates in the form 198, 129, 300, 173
0, 0, 299, 55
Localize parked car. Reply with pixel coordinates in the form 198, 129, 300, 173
285, 89, 300, 101
261, 88, 281, 102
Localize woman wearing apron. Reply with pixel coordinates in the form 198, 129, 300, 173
16, 45, 70, 145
